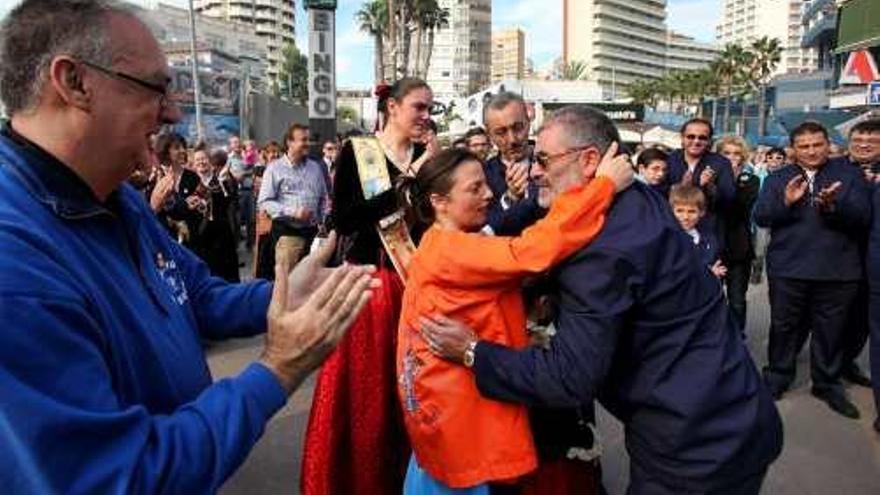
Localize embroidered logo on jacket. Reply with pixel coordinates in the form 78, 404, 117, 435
156, 252, 189, 305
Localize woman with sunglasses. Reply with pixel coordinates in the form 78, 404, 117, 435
300, 77, 439, 495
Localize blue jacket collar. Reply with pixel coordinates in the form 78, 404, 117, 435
0, 124, 114, 219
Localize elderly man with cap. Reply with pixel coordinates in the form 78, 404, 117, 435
0, 1, 375, 492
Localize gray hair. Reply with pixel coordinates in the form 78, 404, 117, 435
539, 105, 620, 154
483, 91, 526, 125
0, 0, 133, 116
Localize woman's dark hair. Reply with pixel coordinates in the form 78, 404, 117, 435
637, 148, 668, 167
377, 77, 431, 121
155, 132, 187, 165
397, 148, 480, 225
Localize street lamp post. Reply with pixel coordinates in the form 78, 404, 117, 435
187, 0, 204, 142
305, 0, 338, 151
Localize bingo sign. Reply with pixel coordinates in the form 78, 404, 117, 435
309, 9, 336, 119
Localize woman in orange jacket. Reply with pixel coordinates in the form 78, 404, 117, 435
396, 144, 632, 494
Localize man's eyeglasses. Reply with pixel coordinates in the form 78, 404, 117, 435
534, 145, 592, 167
684, 134, 710, 142
79, 60, 172, 110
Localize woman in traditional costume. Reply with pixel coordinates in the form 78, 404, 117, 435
300, 78, 437, 495
395, 145, 631, 494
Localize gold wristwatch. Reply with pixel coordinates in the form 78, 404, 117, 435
463, 340, 478, 368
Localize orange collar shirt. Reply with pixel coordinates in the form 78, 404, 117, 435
397, 176, 615, 488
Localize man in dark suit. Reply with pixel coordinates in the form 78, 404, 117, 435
755, 121, 871, 418
481, 92, 543, 235
665, 118, 736, 248
421, 106, 782, 493
842, 120, 880, 388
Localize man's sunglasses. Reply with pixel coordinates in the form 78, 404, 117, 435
684, 134, 710, 142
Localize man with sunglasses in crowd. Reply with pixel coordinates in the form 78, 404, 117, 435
482, 92, 544, 235
666, 118, 736, 248
421, 105, 782, 494
0, 1, 375, 492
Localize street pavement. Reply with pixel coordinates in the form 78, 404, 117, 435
211, 261, 880, 494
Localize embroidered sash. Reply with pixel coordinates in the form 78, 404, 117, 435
351, 136, 416, 281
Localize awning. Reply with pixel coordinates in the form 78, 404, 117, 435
835, 0, 880, 54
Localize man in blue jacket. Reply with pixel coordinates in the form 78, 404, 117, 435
482, 92, 544, 235
665, 118, 736, 248
421, 105, 782, 493
0, 1, 375, 493
754, 121, 871, 418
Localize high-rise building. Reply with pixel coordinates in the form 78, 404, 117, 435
716, 0, 817, 75
562, 0, 718, 98
139, 2, 268, 84
492, 28, 526, 83
665, 31, 720, 73
801, 0, 837, 71
426, 0, 492, 99
193, 0, 296, 82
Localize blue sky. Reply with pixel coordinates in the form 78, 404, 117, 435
0, 0, 721, 87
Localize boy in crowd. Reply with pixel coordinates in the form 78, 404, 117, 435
670, 184, 727, 279
637, 147, 669, 196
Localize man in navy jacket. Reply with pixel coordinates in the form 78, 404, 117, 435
841, 119, 880, 388
482, 92, 543, 235
0, 2, 374, 492
665, 118, 736, 248
754, 121, 871, 418
422, 106, 782, 493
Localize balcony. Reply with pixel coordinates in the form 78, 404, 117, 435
802, 0, 834, 23
801, 13, 836, 48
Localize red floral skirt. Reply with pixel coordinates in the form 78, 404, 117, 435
300, 267, 410, 495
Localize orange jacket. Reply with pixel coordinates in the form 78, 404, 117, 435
397, 176, 615, 488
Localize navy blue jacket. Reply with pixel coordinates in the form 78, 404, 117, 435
692, 226, 720, 268
866, 185, 880, 413
0, 127, 281, 493
472, 182, 782, 489
483, 155, 543, 235
666, 150, 736, 215
754, 158, 871, 281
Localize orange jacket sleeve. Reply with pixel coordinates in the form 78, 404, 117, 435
428, 176, 615, 287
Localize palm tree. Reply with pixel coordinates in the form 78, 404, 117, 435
419, 3, 449, 78
560, 60, 588, 81
749, 36, 782, 137
689, 68, 719, 118
357, 0, 388, 84
714, 43, 749, 133
627, 79, 659, 109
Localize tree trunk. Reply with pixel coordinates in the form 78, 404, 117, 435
374, 35, 385, 84
402, 24, 413, 77
424, 28, 436, 78
723, 82, 732, 133
758, 84, 767, 137
739, 94, 748, 137
413, 25, 423, 78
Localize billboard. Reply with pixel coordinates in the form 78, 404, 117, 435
168, 67, 241, 116
167, 67, 241, 145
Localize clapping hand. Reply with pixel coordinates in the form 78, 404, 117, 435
815, 181, 842, 212
784, 175, 809, 206
699, 167, 716, 188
